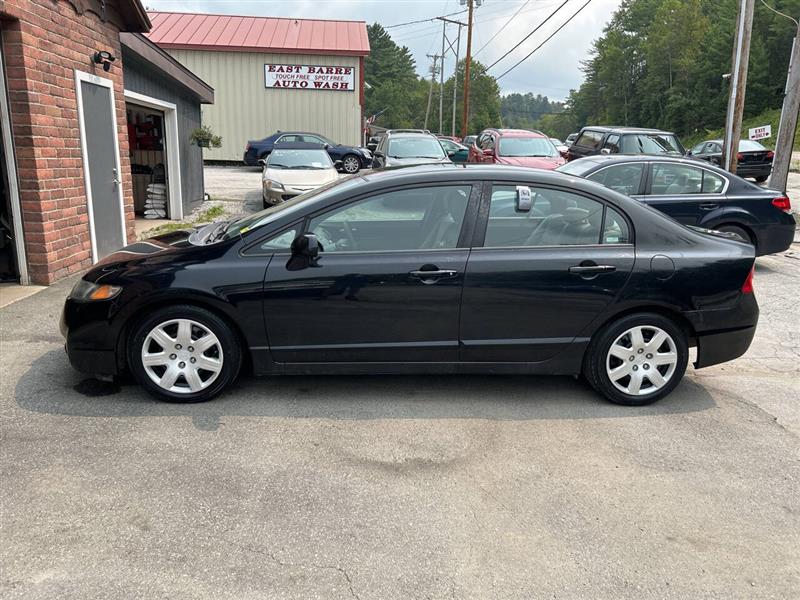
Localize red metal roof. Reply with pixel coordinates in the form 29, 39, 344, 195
145, 11, 370, 56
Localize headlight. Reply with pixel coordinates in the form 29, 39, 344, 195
264, 179, 285, 191
70, 279, 122, 301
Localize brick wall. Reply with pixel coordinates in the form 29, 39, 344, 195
1, 0, 135, 284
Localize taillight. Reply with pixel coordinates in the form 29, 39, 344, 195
736, 152, 744, 161
772, 196, 791, 212
766, 150, 774, 159
741, 267, 754, 294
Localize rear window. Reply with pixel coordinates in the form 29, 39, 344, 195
739, 140, 767, 152
619, 134, 683, 155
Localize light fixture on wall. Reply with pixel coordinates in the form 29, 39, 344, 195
92, 51, 116, 72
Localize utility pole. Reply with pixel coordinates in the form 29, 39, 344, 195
769, 19, 800, 192
424, 54, 440, 131
451, 24, 462, 137
722, 0, 755, 174
439, 20, 446, 135
460, 0, 475, 139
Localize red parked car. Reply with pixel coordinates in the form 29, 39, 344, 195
467, 128, 566, 169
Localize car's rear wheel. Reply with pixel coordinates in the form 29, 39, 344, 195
583, 313, 688, 406
717, 223, 754, 246
341, 154, 361, 174
755, 175, 768, 183
128, 305, 241, 403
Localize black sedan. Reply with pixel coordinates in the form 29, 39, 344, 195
243, 131, 371, 174
61, 165, 758, 406
558, 155, 794, 256
687, 139, 773, 182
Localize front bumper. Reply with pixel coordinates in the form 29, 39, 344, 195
263, 185, 316, 205
61, 299, 121, 377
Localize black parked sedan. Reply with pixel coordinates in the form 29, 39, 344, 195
62, 165, 758, 406
687, 139, 773, 182
243, 131, 371, 174
558, 155, 794, 256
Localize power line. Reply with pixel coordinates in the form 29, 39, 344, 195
475, 0, 531, 56
486, 0, 570, 70
385, 8, 467, 29
494, 0, 592, 80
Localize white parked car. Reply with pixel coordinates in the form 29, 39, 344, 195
261, 143, 340, 207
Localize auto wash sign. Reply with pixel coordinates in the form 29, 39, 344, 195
264, 64, 355, 91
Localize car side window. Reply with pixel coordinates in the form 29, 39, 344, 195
691, 142, 706, 155
260, 227, 298, 251
604, 134, 621, 153
576, 130, 603, 149
308, 185, 471, 252
650, 164, 704, 195
650, 164, 725, 195
587, 163, 645, 196
701, 170, 725, 193
483, 185, 605, 247
302, 135, 325, 144
603, 207, 630, 244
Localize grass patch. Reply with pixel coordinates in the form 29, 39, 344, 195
683, 108, 800, 152
139, 204, 227, 239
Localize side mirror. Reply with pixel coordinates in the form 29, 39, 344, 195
334, 159, 343, 170
600, 148, 611, 155
288, 233, 321, 270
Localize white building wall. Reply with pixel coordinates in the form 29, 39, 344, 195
167, 49, 362, 161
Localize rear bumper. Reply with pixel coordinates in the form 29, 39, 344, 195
753, 218, 795, 256
735, 163, 771, 178
695, 325, 757, 368
243, 151, 260, 166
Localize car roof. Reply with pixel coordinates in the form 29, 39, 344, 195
385, 131, 438, 138
581, 126, 676, 135
485, 128, 546, 138
271, 131, 329, 138
270, 142, 329, 150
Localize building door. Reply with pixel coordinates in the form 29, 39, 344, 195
76, 72, 126, 260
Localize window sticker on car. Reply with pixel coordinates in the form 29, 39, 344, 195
516, 185, 532, 211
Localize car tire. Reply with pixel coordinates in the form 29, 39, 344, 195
716, 224, 754, 245
128, 305, 241, 403
755, 175, 768, 183
341, 154, 361, 174
583, 313, 689, 406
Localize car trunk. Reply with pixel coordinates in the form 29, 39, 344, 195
738, 150, 772, 165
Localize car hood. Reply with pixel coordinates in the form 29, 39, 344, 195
265, 168, 338, 188
494, 155, 565, 169
92, 229, 197, 269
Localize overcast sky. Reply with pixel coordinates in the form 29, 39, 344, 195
145, 0, 623, 100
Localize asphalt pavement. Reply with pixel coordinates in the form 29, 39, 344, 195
1, 237, 799, 598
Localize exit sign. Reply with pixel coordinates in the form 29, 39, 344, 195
748, 125, 772, 140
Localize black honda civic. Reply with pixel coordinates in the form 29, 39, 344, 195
61, 165, 759, 406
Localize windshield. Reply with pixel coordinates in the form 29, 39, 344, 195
387, 137, 446, 159
220, 176, 361, 240
498, 137, 558, 157
267, 149, 332, 170
619, 134, 683, 155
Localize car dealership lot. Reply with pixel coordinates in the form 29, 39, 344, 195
1, 241, 798, 598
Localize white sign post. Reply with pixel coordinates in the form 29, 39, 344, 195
264, 64, 355, 91
748, 124, 771, 140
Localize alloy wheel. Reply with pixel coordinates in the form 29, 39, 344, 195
141, 318, 223, 394
342, 156, 360, 173
605, 325, 678, 396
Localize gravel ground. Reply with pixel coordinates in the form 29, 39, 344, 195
1, 235, 799, 597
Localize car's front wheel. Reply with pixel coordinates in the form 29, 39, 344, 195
128, 305, 241, 403
341, 154, 361, 174
583, 313, 688, 406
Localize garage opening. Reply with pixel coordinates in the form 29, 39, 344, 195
0, 132, 18, 283
127, 102, 170, 221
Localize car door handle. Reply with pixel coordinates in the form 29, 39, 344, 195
409, 269, 458, 283
568, 264, 616, 275
699, 203, 719, 210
